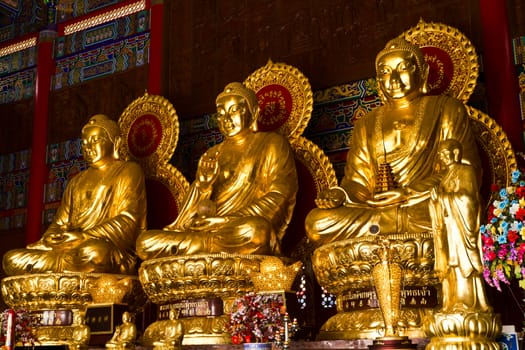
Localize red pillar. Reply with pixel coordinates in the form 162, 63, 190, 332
26, 29, 56, 244
479, 0, 524, 152
148, 0, 164, 95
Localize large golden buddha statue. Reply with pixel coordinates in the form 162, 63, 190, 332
136, 82, 298, 260
2, 114, 147, 275
305, 37, 481, 244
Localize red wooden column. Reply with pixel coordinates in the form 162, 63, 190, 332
148, 0, 164, 95
25, 29, 56, 244
479, 0, 524, 151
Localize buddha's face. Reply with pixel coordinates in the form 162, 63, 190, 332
216, 94, 250, 137
81, 125, 114, 167
376, 50, 422, 100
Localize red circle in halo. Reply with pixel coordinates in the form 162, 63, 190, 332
421, 46, 454, 96
128, 114, 163, 158
256, 84, 293, 132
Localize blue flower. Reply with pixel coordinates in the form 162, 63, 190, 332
512, 170, 522, 183
500, 188, 508, 199
498, 235, 508, 244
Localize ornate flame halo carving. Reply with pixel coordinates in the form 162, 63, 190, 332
244, 59, 313, 140
401, 19, 479, 103
119, 91, 179, 171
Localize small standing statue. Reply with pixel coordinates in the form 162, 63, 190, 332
105, 312, 137, 350
426, 139, 499, 350
430, 139, 490, 312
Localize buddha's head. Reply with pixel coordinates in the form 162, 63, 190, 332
438, 138, 463, 166
81, 114, 122, 167
215, 82, 260, 137
375, 37, 429, 101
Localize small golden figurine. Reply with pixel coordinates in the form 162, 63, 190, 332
105, 312, 137, 350
136, 82, 298, 259
151, 309, 184, 350
2, 114, 147, 275
70, 313, 91, 350
305, 37, 481, 243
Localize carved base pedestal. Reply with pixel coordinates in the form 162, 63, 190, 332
139, 253, 268, 345
311, 234, 439, 340
317, 308, 432, 340
425, 311, 501, 350
0, 273, 145, 348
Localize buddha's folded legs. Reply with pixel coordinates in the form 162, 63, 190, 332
305, 202, 432, 245
2, 248, 66, 275
2, 240, 132, 275
136, 216, 276, 260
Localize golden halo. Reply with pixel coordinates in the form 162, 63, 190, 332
244, 59, 313, 139
401, 19, 479, 103
119, 91, 179, 173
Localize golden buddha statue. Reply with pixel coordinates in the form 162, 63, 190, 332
136, 82, 298, 260
2, 114, 147, 275
71, 313, 91, 350
151, 309, 184, 350
305, 37, 481, 244
106, 311, 137, 350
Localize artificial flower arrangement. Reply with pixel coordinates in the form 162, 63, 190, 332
228, 292, 285, 344
0, 309, 36, 347
481, 169, 525, 291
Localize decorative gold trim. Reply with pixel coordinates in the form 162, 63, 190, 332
426, 311, 501, 350
317, 308, 432, 340
244, 59, 313, 139
312, 233, 437, 295
467, 105, 518, 201
291, 136, 338, 193
401, 19, 479, 103
63, 0, 146, 35
312, 233, 438, 340
1, 272, 144, 310
138, 253, 266, 304
119, 91, 179, 169
0, 36, 37, 57
151, 163, 190, 210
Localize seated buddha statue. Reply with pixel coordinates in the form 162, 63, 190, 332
2, 114, 147, 275
106, 311, 137, 350
136, 82, 298, 260
305, 37, 481, 245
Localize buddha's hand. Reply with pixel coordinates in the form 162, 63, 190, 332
315, 187, 347, 209
196, 150, 219, 191
366, 189, 407, 207
43, 231, 86, 248
188, 216, 229, 231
